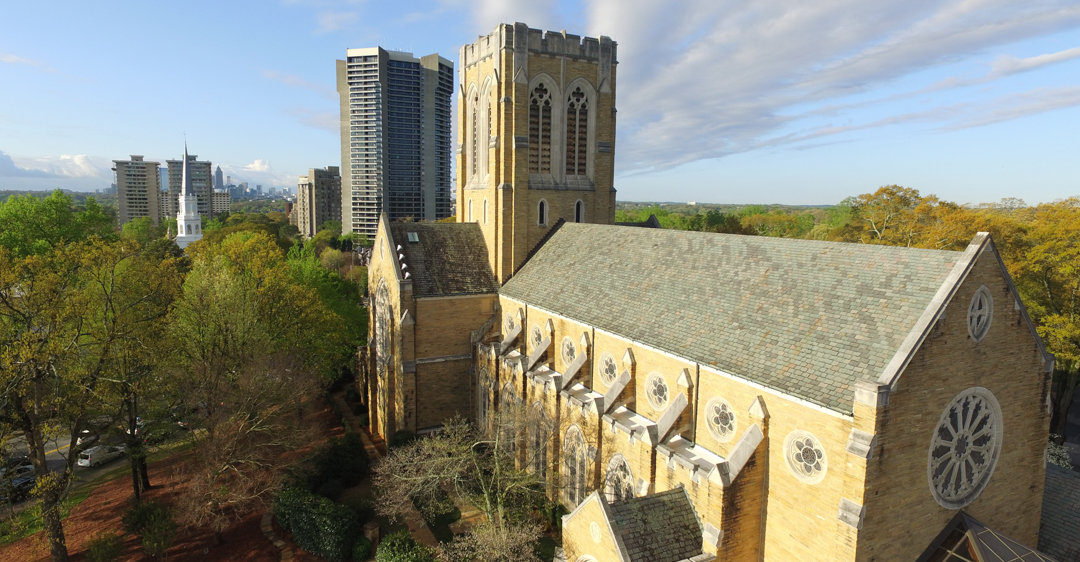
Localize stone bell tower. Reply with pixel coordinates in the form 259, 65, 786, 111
458, 23, 618, 283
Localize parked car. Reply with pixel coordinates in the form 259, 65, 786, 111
0, 463, 34, 480
75, 429, 98, 447
0, 475, 36, 503
77, 445, 125, 468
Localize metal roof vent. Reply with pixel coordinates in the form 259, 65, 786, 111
407, 232, 419, 243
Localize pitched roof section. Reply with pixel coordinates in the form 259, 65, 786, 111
389, 222, 498, 298
501, 223, 961, 413
1039, 464, 1080, 560
608, 487, 703, 562
918, 511, 1059, 562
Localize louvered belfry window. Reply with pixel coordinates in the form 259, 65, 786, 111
565, 87, 588, 176
529, 84, 552, 173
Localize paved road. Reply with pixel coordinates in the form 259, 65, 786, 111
6, 432, 78, 474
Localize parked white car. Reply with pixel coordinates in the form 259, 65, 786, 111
77, 445, 125, 468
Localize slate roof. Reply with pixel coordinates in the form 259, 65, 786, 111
388, 222, 498, 298
608, 487, 703, 562
1039, 464, 1080, 561
501, 223, 962, 413
918, 511, 1059, 562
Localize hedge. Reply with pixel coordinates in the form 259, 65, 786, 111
374, 530, 438, 562
275, 487, 359, 562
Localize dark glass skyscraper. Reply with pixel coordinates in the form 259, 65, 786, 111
337, 48, 453, 237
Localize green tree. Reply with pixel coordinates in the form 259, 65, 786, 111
0, 190, 115, 258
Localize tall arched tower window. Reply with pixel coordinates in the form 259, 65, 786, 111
468, 198, 473, 222
470, 92, 479, 177
574, 200, 584, 223
566, 86, 589, 176
538, 199, 548, 226
529, 84, 552, 174
483, 199, 488, 225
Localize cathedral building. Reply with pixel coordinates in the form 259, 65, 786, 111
366, 23, 1059, 562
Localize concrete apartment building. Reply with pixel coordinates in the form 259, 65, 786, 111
296, 166, 342, 238
336, 47, 453, 238
113, 155, 162, 226
211, 191, 231, 215
166, 153, 213, 218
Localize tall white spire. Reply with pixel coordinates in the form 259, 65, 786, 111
175, 142, 203, 249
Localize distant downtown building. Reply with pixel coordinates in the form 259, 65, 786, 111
113, 155, 162, 226
166, 153, 213, 218
296, 166, 342, 238
337, 47, 453, 237
214, 165, 224, 190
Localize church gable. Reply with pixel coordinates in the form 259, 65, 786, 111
502, 223, 963, 413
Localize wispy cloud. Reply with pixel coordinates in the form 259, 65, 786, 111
945, 86, 1080, 130
263, 70, 336, 99
285, 108, 339, 132
314, 10, 358, 34
476, 0, 1080, 172
0, 53, 53, 71
0, 151, 107, 179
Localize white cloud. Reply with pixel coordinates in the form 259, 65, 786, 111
470, 0, 559, 35
0, 151, 111, 191
946, 86, 1080, 130
522, 0, 1080, 171
314, 10, 358, 33
244, 159, 271, 172
0, 53, 53, 71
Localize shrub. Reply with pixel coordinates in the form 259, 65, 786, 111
388, 431, 415, 450
346, 387, 361, 403
85, 532, 124, 562
317, 479, 345, 501
375, 530, 437, 562
352, 536, 373, 561
121, 500, 170, 535
275, 487, 359, 562
313, 432, 370, 487
351, 498, 376, 526
141, 507, 177, 560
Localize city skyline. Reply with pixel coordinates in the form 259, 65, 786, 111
1, 1, 1079, 205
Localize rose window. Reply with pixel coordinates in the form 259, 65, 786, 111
784, 430, 827, 484
504, 314, 516, 334
561, 337, 576, 366
928, 387, 1002, 509
599, 352, 618, 386
705, 398, 737, 442
531, 325, 544, 350
967, 286, 993, 342
645, 373, 669, 410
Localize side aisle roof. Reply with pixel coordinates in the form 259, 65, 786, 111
501, 223, 968, 413
387, 221, 499, 298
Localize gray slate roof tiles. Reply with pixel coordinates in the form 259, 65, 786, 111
501, 224, 961, 413
389, 222, 499, 298
608, 487, 703, 562
1040, 464, 1080, 561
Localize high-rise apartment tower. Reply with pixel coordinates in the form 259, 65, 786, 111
166, 153, 213, 218
296, 166, 342, 238
337, 47, 453, 237
113, 155, 162, 226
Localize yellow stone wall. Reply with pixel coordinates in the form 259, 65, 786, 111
856, 249, 1051, 562
562, 495, 623, 562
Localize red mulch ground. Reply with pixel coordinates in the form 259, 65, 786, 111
0, 399, 343, 562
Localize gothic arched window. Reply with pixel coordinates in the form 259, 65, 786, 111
478, 367, 491, 434
538, 199, 548, 226
467, 198, 473, 222
186, 224, 191, 235
375, 281, 392, 376
471, 92, 479, 177
574, 200, 584, 223
565, 86, 589, 176
563, 425, 588, 506
604, 454, 635, 503
499, 383, 518, 457
529, 83, 553, 174
483, 199, 488, 225
529, 402, 550, 480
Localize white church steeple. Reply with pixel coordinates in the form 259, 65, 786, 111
174, 142, 203, 249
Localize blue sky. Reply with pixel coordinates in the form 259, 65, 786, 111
1, 0, 1078, 206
